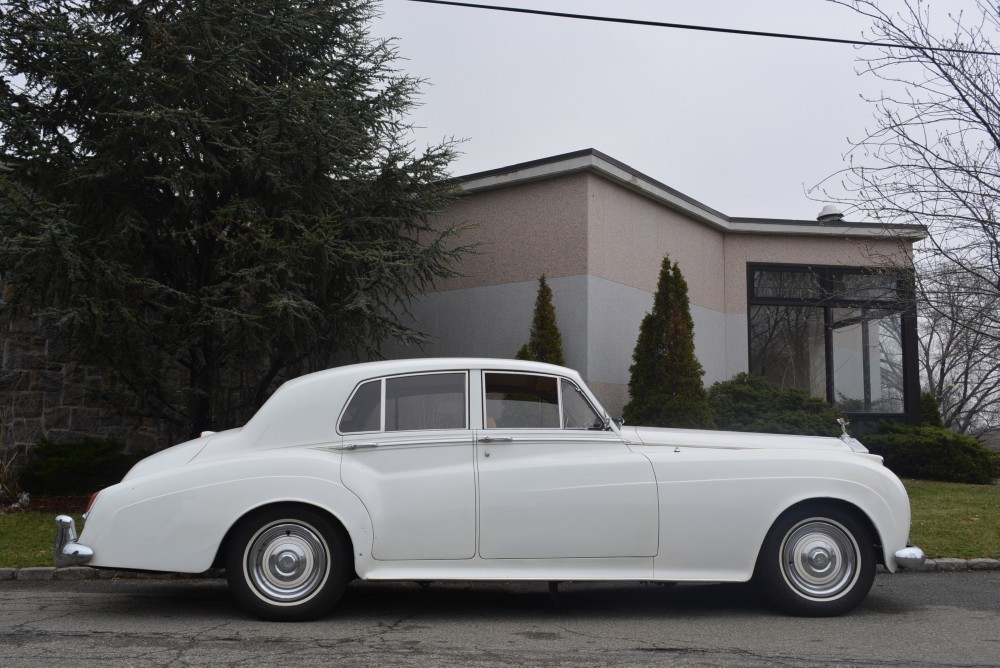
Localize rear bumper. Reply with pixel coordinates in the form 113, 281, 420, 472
54, 515, 93, 567
894, 545, 926, 569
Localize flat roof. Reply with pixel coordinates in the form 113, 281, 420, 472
454, 149, 927, 241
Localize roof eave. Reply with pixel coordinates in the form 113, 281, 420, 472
455, 149, 928, 240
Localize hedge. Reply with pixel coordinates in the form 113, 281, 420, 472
707, 373, 843, 437
18, 437, 146, 496
863, 422, 995, 485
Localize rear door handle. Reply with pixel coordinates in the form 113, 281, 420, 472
344, 442, 379, 450
480, 436, 513, 443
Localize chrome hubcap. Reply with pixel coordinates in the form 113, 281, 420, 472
781, 519, 858, 599
245, 522, 329, 603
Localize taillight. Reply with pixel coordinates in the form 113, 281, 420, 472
85, 491, 101, 516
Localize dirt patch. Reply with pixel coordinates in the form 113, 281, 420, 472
23, 495, 91, 513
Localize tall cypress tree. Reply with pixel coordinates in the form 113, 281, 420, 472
516, 275, 565, 365
622, 256, 713, 428
0, 0, 469, 437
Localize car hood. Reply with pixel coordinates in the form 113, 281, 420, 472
622, 426, 868, 453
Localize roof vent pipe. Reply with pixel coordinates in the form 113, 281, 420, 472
817, 205, 844, 223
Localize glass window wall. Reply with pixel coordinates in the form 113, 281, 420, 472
748, 265, 911, 416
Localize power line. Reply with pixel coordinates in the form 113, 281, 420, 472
403, 0, 1000, 57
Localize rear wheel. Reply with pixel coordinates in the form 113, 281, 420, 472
225, 506, 350, 621
756, 505, 875, 616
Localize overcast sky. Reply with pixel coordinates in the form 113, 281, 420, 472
374, 0, 974, 220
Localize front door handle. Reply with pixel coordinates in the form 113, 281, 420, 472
480, 436, 513, 443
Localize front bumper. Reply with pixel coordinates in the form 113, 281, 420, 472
894, 545, 926, 569
54, 515, 94, 567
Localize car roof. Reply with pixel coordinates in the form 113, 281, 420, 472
284, 357, 578, 387
235, 358, 587, 449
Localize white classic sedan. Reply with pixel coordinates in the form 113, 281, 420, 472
55, 358, 924, 620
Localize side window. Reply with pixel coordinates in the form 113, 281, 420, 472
484, 373, 560, 428
339, 380, 382, 433
561, 379, 604, 429
385, 373, 467, 431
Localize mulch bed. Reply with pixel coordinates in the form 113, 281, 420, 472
22, 495, 91, 513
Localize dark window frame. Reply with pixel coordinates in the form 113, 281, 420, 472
337, 371, 471, 435
747, 262, 919, 425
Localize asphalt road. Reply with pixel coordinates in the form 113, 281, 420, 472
1, 572, 998, 667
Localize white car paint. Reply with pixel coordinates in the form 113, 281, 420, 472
59, 358, 921, 617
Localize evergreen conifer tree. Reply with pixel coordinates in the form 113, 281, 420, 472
622, 256, 713, 428
515, 275, 565, 365
0, 0, 469, 437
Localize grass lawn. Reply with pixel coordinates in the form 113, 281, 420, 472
904, 479, 1000, 559
0, 511, 83, 569
1, 480, 998, 567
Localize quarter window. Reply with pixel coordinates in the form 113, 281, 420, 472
339, 380, 382, 433
561, 379, 604, 429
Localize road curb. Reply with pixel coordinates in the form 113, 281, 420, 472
1, 567, 226, 581
3, 561, 998, 581
875, 557, 1000, 573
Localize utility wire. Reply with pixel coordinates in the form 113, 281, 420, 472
404, 0, 1000, 57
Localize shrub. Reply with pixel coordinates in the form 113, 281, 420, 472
17, 437, 145, 496
707, 373, 843, 437
1, 446, 21, 505
920, 392, 945, 428
623, 256, 713, 429
863, 422, 995, 485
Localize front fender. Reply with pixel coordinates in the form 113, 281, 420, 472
641, 447, 912, 581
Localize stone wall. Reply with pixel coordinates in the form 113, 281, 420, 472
1, 309, 179, 456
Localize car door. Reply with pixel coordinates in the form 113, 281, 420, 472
476, 372, 659, 559
339, 371, 476, 561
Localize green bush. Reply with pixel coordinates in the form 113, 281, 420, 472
623, 256, 713, 429
920, 392, 945, 427
707, 373, 843, 436
17, 437, 145, 496
863, 422, 995, 485
990, 451, 1000, 480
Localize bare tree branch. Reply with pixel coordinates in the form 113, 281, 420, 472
813, 1, 1000, 433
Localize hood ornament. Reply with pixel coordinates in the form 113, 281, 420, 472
837, 417, 869, 453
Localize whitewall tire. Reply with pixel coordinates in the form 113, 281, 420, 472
756, 504, 876, 616
225, 505, 350, 621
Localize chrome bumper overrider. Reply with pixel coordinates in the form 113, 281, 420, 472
894, 545, 926, 569
54, 515, 94, 567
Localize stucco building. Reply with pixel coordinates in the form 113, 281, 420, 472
385, 149, 926, 426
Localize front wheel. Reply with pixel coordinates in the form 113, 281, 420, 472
755, 505, 876, 617
225, 505, 351, 621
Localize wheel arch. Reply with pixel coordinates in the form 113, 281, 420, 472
752, 496, 883, 615
757, 497, 885, 570
213, 500, 358, 575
